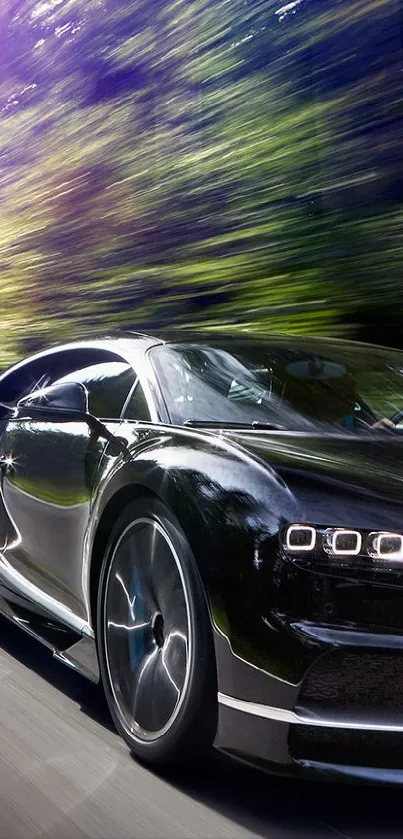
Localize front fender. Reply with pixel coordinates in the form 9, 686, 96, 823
88, 425, 299, 659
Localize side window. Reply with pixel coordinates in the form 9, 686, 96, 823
122, 381, 152, 422
0, 348, 131, 406
54, 361, 136, 419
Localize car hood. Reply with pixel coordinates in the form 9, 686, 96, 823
220, 429, 403, 527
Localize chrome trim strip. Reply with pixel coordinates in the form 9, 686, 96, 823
213, 624, 296, 685
120, 376, 139, 419
218, 693, 403, 732
0, 555, 94, 637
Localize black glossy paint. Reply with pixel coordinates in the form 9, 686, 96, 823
0, 332, 403, 782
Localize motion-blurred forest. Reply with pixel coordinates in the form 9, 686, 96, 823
0, 0, 402, 366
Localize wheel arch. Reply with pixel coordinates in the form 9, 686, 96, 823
87, 436, 288, 676
88, 479, 214, 637
89, 484, 155, 633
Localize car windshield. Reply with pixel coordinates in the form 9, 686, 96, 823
150, 340, 403, 433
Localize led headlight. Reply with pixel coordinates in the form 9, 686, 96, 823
368, 532, 403, 561
285, 525, 316, 551
324, 529, 362, 556
283, 524, 403, 564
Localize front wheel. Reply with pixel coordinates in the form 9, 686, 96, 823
96, 497, 217, 765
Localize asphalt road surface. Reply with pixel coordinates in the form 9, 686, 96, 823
1, 617, 403, 839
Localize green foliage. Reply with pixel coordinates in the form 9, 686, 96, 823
0, 0, 401, 365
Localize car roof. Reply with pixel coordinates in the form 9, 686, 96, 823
16, 328, 402, 369
112, 328, 399, 357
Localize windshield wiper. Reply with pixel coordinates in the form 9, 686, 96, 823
183, 420, 284, 430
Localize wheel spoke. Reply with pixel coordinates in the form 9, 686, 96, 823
157, 568, 181, 617
130, 647, 160, 732
162, 591, 188, 636
150, 541, 183, 617
150, 650, 183, 730
127, 525, 160, 611
160, 627, 188, 694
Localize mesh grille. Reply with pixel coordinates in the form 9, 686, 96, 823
298, 650, 403, 714
289, 725, 403, 769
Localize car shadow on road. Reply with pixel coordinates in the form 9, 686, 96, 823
2, 615, 403, 839
156, 756, 403, 839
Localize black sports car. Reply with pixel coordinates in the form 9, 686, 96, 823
2, 330, 403, 783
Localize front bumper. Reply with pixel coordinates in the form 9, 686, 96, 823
213, 626, 403, 783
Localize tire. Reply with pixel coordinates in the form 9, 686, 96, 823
96, 496, 217, 766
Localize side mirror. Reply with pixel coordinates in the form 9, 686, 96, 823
17, 381, 89, 414
17, 381, 127, 455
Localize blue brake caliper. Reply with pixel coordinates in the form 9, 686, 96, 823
128, 567, 146, 672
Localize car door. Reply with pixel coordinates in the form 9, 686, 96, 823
0, 346, 110, 557
0, 354, 136, 629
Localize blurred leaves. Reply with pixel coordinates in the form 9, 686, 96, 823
0, 0, 402, 364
